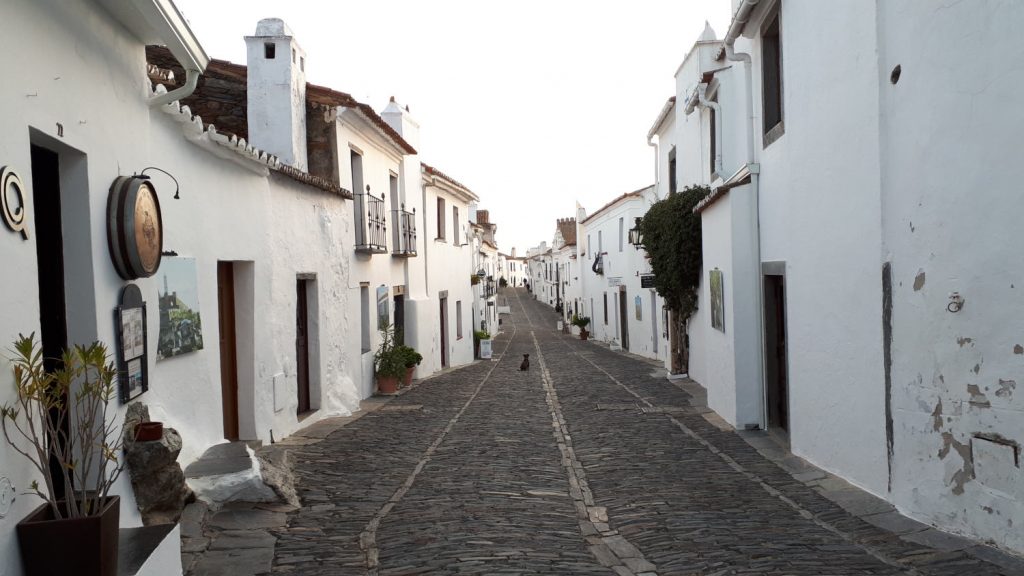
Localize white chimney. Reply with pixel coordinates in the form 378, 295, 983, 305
245, 18, 307, 170
381, 97, 420, 151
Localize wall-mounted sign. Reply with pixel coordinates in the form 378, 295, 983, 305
107, 176, 163, 280
158, 257, 204, 359
640, 274, 656, 288
607, 276, 623, 287
1, 166, 29, 239
710, 268, 725, 332
116, 284, 149, 403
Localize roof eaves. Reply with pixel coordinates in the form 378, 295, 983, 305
580, 185, 654, 226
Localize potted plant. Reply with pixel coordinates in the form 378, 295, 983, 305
373, 324, 406, 394
1, 334, 125, 576
473, 330, 490, 359
398, 345, 423, 387
572, 315, 591, 341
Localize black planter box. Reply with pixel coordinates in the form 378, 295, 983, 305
17, 495, 120, 576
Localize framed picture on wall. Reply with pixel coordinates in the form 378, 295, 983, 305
710, 268, 725, 332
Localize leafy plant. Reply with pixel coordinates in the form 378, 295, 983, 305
1, 334, 125, 519
397, 345, 422, 368
473, 330, 490, 341
571, 315, 591, 329
637, 185, 708, 372
470, 274, 481, 286
498, 277, 508, 288
373, 324, 407, 379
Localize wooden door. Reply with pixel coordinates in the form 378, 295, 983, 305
764, 275, 789, 430
217, 262, 239, 440
619, 289, 630, 351
296, 279, 311, 414
439, 297, 449, 368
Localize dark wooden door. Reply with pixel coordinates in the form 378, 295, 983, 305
296, 279, 311, 414
764, 275, 789, 430
31, 144, 69, 500
393, 294, 405, 345
619, 289, 630, 351
439, 297, 449, 368
217, 262, 239, 440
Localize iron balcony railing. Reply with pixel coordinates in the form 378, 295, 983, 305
354, 185, 387, 254
391, 205, 417, 257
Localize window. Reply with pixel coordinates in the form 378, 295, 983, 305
588, 234, 592, 259
668, 147, 677, 194
453, 206, 460, 245
292, 48, 296, 63
709, 100, 717, 175
456, 301, 463, 339
436, 197, 446, 240
598, 230, 603, 254
762, 9, 784, 143
603, 293, 609, 325
300, 57, 305, 72
264, 42, 276, 59
360, 286, 370, 353
618, 217, 624, 252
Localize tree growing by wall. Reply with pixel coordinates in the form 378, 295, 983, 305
638, 185, 708, 373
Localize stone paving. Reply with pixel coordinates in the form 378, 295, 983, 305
188, 287, 1024, 575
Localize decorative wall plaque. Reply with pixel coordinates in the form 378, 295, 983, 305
1, 166, 29, 239
116, 284, 149, 403
107, 176, 163, 280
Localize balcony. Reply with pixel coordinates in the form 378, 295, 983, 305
485, 280, 496, 298
392, 205, 417, 258
355, 186, 387, 254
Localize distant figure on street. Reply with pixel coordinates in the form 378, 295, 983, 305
519, 354, 530, 371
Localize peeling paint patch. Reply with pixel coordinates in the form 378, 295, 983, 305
967, 384, 991, 408
996, 379, 1016, 398
931, 398, 943, 432
938, 432, 974, 495
1014, 344, 1023, 355
913, 270, 926, 291
957, 336, 974, 348
972, 363, 981, 374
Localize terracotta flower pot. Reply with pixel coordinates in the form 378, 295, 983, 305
377, 375, 400, 394
17, 495, 120, 576
580, 330, 589, 341
134, 421, 163, 442
404, 366, 415, 387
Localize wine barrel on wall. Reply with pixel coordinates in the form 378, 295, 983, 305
107, 176, 163, 280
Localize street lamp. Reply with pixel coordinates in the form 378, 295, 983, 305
627, 217, 643, 249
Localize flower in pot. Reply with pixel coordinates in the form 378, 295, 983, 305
397, 345, 423, 387
1, 334, 125, 576
373, 324, 407, 394
571, 315, 591, 340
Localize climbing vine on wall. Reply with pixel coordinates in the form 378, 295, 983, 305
638, 185, 708, 371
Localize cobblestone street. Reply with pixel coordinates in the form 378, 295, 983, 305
262, 288, 1021, 576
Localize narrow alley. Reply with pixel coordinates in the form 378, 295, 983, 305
199, 288, 1021, 576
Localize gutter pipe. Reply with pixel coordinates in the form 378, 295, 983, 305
723, 0, 767, 429
149, 67, 201, 107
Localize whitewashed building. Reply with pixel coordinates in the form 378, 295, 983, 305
498, 249, 526, 288
577, 187, 667, 360
656, 0, 1024, 554
0, 2, 392, 573
525, 243, 554, 306
470, 210, 500, 336
421, 163, 478, 369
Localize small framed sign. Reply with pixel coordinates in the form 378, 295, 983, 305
115, 284, 149, 403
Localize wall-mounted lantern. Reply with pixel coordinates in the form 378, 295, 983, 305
627, 217, 643, 249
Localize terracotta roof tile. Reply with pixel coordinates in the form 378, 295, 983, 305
145, 46, 415, 154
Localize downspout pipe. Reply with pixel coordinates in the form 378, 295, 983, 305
149, 67, 201, 107
723, 0, 766, 429
697, 84, 724, 177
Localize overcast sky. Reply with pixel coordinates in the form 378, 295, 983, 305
173, 0, 732, 255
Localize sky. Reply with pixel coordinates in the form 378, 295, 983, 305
173, 0, 732, 256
